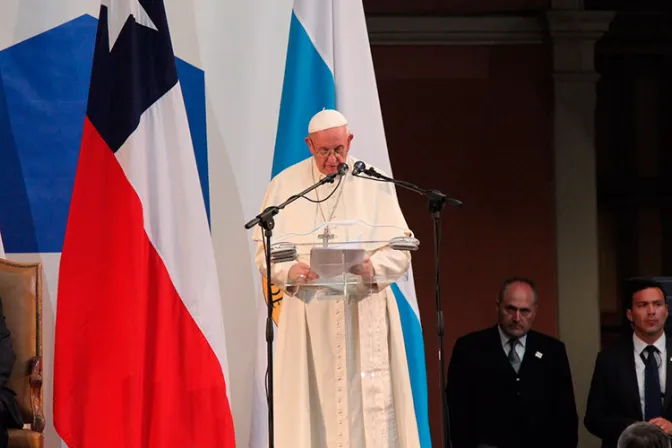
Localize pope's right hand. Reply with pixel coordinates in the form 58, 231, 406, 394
288, 262, 319, 284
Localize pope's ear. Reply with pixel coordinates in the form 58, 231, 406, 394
305, 137, 315, 153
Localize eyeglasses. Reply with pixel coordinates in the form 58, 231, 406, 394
316, 148, 346, 157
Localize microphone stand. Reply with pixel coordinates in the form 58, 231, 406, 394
244, 168, 345, 448
354, 167, 461, 448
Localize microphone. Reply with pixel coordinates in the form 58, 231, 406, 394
337, 162, 349, 176
324, 162, 349, 183
352, 161, 383, 179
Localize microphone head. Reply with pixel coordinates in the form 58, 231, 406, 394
352, 161, 366, 175
337, 163, 349, 176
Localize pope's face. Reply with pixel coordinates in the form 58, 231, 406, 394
306, 126, 353, 175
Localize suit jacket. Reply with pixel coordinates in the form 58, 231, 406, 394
0, 296, 22, 430
446, 326, 578, 448
584, 334, 672, 448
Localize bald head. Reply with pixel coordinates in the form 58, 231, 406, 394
497, 278, 538, 339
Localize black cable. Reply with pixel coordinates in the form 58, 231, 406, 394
297, 175, 343, 204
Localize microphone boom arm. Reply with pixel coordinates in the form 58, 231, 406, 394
353, 163, 461, 448
356, 167, 462, 211
245, 164, 346, 230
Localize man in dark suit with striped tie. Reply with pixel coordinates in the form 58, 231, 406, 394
446, 277, 578, 448
585, 278, 672, 448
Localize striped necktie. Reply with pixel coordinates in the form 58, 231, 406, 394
508, 338, 521, 373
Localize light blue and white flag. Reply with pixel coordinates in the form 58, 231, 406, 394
250, 0, 431, 446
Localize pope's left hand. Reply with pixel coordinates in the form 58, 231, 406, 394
350, 257, 375, 282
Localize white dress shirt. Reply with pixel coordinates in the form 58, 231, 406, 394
498, 325, 526, 362
633, 332, 667, 418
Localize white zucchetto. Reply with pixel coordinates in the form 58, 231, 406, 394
307, 109, 348, 134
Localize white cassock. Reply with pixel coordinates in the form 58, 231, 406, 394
253, 155, 422, 448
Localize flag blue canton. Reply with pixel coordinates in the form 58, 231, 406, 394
87, 4, 177, 152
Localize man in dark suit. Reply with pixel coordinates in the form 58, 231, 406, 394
585, 278, 672, 448
0, 295, 22, 448
445, 277, 578, 448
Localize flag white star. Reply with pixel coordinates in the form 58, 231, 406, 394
101, 0, 158, 52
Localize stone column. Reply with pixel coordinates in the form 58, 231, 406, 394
547, 7, 613, 448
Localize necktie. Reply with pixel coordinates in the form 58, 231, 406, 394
642, 345, 662, 421
508, 338, 521, 373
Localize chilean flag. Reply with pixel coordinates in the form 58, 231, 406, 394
53, 1, 236, 446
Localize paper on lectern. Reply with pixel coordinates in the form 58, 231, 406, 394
309, 247, 366, 278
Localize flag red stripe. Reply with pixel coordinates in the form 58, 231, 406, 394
54, 118, 235, 447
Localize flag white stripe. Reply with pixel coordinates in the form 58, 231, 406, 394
114, 83, 231, 389
293, 0, 334, 73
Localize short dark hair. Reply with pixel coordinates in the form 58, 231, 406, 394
617, 422, 671, 448
498, 277, 537, 304
623, 278, 667, 310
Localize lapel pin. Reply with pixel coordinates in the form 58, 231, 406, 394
535, 351, 543, 359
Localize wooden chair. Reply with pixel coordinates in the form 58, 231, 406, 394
0, 259, 44, 448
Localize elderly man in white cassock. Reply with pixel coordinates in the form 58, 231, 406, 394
253, 109, 422, 448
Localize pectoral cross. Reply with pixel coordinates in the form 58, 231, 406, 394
318, 225, 335, 247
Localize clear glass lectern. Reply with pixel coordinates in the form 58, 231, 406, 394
269, 220, 418, 302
